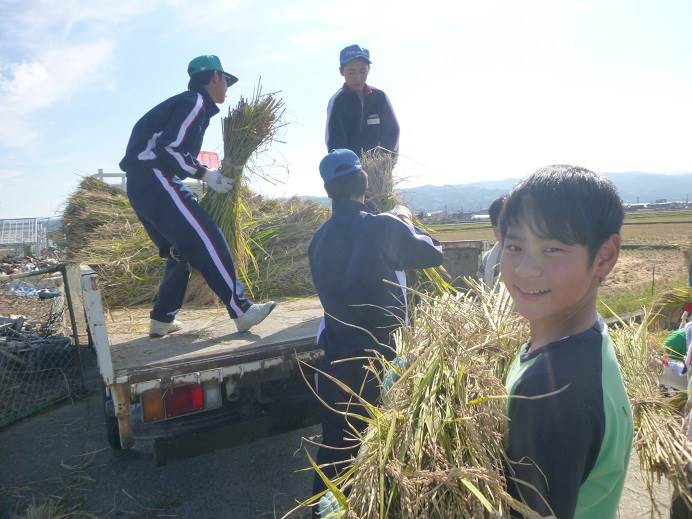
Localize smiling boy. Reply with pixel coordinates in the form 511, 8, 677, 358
325, 44, 399, 156
500, 165, 633, 518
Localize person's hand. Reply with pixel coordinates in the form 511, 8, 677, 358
203, 169, 234, 194
317, 491, 342, 517
382, 356, 408, 393
389, 205, 413, 225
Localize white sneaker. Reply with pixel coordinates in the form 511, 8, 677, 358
234, 302, 276, 333
149, 319, 183, 338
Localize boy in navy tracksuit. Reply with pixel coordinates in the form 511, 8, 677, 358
308, 149, 443, 511
119, 55, 275, 337
325, 45, 399, 155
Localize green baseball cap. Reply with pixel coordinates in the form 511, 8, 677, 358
187, 55, 238, 86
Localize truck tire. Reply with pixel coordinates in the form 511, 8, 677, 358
102, 385, 122, 450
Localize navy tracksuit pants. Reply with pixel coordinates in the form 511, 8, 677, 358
126, 167, 252, 321
311, 354, 380, 516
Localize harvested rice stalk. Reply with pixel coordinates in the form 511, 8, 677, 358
243, 196, 328, 300
63, 177, 165, 308
652, 287, 692, 329
201, 82, 285, 297
63, 176, 136, 255
305, 286, 692, 517
609, 313, 692, 510
63, 176, 326, 308
359, 148, 454, 297
79, 220, 163, 308
305, 283, 539, 518
360, 148, 398, 214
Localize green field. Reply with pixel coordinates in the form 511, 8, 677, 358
431, 209, 692, 245
431, 209, 690, 318
598, 276, 687, 319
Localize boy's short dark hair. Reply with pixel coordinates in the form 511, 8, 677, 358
324, 170, 368, 201
188, 70, 216, 91
499, 165, 624, 262
488, 195, 506, 227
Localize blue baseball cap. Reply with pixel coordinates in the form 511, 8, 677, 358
319, 149, 362, 183
339, 45, 371, 66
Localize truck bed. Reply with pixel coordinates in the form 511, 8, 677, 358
107, 298, 323, 382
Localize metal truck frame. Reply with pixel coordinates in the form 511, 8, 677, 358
80, 240, 486, 464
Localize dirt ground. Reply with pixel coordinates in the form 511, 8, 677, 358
620, 222, 692, 246
604, 249, 686, 291
435, 218, 689, 297
433, 220, 692, 247
0, 292, 56, 324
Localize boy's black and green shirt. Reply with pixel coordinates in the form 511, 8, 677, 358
504, 322, 633, 519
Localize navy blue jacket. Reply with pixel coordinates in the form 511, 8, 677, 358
119, 88, 219, 179
325, 84, 399, 155
309, 200, 443, 361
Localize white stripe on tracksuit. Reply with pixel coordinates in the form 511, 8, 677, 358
324, 88, 342, 147
382, 92, 399, 152
165, 93, 204, 175
153, 169, 245, 316
380, 213, 444, 254
395, 270, 408, 325
137, 131, 162, 161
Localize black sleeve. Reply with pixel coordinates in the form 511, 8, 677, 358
378, 92, 399, 153
505, 376, 604, 519
380, 215, 444, 271
326, 96, 348, 151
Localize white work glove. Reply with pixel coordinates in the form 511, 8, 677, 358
203, 169, 234, 194
389, 205, 413, 225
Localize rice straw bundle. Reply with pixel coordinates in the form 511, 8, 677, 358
360, 148, 398, 214
610, 315, 692, 506
307, 283, 542, 518
609, 314, 692, 509
63, 176, 137, 254
359, 148, 454, 296
242, 196, 328, 300
78, 219, 164, 308
63, 177, 165, 307
200, 83, 285, 295
63, 177, 326, 308
652, 287, 692, 329
305, 287, 692, 517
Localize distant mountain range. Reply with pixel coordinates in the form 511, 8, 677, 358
308, 172, 692, 212
39, 217, 63, 232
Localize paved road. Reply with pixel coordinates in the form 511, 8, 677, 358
0, 390, 319, 518
0, 377, 673, 519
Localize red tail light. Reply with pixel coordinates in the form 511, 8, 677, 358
165, 384, 204, 417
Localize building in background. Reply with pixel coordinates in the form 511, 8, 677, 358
0, 218, 47, 257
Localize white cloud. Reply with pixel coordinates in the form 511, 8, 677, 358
0, 0, 160, 49
0, 40, 114, 149
0, 0, 211, 152
0, 169, 24, 180
164, 0, 246, 29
